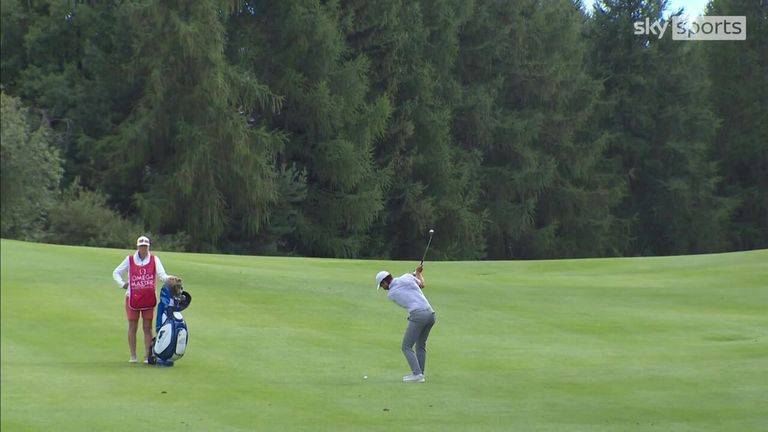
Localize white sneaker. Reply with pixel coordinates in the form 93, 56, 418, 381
403, 374, 427, 380
402, 374, 425, 383
128, 357, 138, 363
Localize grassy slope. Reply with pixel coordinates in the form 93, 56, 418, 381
1, 239, 766, 431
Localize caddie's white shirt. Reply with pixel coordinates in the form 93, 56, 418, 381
387, 273, 434, 313
112, 252, 168, 297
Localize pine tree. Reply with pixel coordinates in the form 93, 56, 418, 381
227, 0, 391, 257
341, 0, 487, 260
588, 0, 732, 255
706, 0, 768, 250
0, 1, 124, 187
523, 1, 628, 258
98, 0, 285, 250
455, 0, 625, 259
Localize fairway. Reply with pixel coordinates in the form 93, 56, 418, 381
1, 239, 766, 431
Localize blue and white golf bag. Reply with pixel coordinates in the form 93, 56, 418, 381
153, 311, 188, 361
149, 283, 191, 366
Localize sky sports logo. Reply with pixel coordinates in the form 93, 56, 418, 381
634, 16, 746, 40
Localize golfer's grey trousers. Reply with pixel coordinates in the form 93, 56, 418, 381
402, 309, 436, 375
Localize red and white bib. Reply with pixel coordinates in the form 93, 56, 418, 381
128, 255, 158, 310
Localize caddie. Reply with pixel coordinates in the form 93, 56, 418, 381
112, 235, 169, 363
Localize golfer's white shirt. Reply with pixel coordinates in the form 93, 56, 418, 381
387, 273, 434, 313
112, 252, 168, 297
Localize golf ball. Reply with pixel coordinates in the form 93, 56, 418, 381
363, 375, 368, 380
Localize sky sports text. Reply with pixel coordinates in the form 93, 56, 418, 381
633, 16, 746, 40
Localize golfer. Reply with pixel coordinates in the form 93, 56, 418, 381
376, 264, 436, 383
113, 236, 168, 363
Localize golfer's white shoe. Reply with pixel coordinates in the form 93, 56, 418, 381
128, 357, 138, 363
403, 374, 426, 380
402, 374, 425, 383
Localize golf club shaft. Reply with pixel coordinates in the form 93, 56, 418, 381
420, 232, 434, 266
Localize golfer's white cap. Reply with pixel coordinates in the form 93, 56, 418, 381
375, 271, 390, 290
136, 236, 151, 247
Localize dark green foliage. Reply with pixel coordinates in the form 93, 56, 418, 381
227, 0, 391, 257
0, 92, 63, 240
588, 0, 734, 255
97, 0, 285, 250
342, 0, 487, 260
1, 0, 764, 258
46, 180, 142, 248
706, 0, 768, 250
1, 1, 133, 189
455, 0, 625, 259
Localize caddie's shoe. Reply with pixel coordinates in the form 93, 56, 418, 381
128, 357, 138, 363
402, 374, 425, 383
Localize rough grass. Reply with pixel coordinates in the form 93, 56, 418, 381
1, 239, 766, 431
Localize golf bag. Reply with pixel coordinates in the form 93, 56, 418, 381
147, 283, 191, 366
153, 311, 188, 361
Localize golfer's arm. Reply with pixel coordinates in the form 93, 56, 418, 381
415, 272, 425, 289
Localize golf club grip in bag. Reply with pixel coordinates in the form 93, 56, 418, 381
153, 311, 188, 361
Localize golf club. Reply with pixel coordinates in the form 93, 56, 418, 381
420, 229, 435, 266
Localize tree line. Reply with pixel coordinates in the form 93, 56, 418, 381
1, 0, 766, 259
